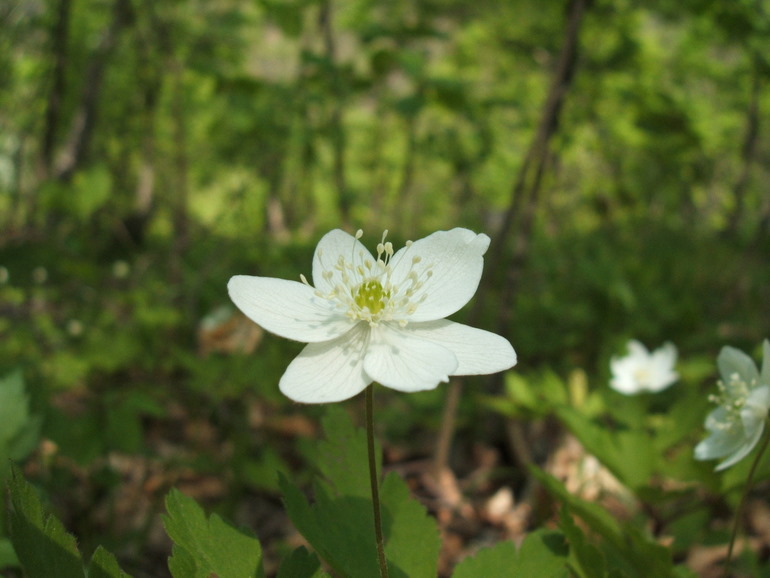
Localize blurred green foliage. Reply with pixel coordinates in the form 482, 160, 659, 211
1, 0, 769, 574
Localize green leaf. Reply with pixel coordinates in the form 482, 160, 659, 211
7, 467, 132, 577
280, 473, 379, 577
453, 540, 518, 577
87, 546, 132, 578
0, 371, 39, 458
315, 406, 380, 500
282, 407, 440, 577
531, 467, 690, 578
556, 405, 655, 490
0, 538, 19, 568
163, 488, 264, 578
558, 506, 607, 577
512, 530, 570, 577
7, 466, 84, 578
276, 546, 329, 578
453, 530, 568, 577
381, 472, 441, 578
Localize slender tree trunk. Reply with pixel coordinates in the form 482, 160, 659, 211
41, 0, 72, 178
319, 0, 351, 226
433, 0, 591, 476
170, 65, 189, 291
725, 53, 762, 237
54, 0, 133, 182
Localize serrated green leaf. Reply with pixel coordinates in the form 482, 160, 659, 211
0, 538, 19, 568
381, 472, 440, 578
163, 488, 264, 578
282, 407, 439, 578
512, 530, 570, 577
453, 540, 518, 577
556, 406, 655, 490
453, 530, 568, 577
0, 371, 30, 446
315, 406, 380, 500
532, 467, 682, 578
7, 467, 85, 578
167, 547, 197, 578
87, 546, 131, 578
558, 506, 607, 577
277, 546, 329, 578
280, 473, 379, 577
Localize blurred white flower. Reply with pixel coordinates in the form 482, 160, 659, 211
0, 266, 8, 284
695, 340, 770, 471
228, 228, 517, 403
610, 340, 678, 394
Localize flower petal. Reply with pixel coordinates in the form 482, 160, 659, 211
714, 420, 766, 471
363, 325, 458, 392
279, 324, 371, 403
405, 319, 516, 375
626, 340, 649, 359
694, 428, 745, 463
228, 275, 352, 342
312, 229, 373, 295
390, 228, 490, 322
718, 345, 759, 385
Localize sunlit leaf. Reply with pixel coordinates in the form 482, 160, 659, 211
164, 488, 264, 578
8, 467, 131, 578
453, 530, 569, 577
282, 407, 439, 577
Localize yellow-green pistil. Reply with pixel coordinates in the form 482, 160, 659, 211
353, 280, 390, 315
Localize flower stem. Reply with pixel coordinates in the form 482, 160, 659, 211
723, 426, 770, 577
366, 384, 389, 578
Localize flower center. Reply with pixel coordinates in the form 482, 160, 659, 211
709, 372, 757, 431
353, 280, 389, 315
305, 229, 433, 328
632, 367, 651, 386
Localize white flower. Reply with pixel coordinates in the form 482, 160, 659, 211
228, 228, 517, 403
694, 340, 770, 471
609, 340, 678, 395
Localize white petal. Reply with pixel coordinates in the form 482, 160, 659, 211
405, 319, 516, 375
715, 421, 765, 471
228, 275, 352, 343
610, 372, 641, 395
718, 345, 759, 385
363, 325, 458, 392
312, 229, 373, 295
390, 228, 490, 322
694, 429, 743, 461
626, 340, 649, 360
279, 324, 371, 403
746, 384, 770, 412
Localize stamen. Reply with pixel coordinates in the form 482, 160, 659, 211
307, 229, 436, 327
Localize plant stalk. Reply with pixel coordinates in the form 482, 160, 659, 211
366, 384, 389, 578
723, 424, 770, 576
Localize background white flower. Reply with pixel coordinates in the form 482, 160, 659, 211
609, 340, 678, 394
694, 340, 770, 471
228, 228, 517, 403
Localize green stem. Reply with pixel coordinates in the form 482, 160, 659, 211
366, 384, 389, 578
723, 426, 770, 577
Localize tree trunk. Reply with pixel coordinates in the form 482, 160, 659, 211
53, 0, 133, 182
40, 0, 72, 179
433, 0, 591, 476
319, 0, 351, 226
725, 53, 762, 237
